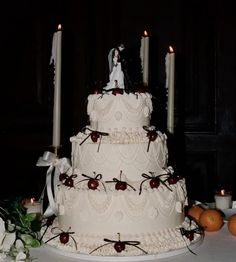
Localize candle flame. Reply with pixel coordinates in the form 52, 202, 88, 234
169, 46, 174, 53
58, 24, 62, 30
144, 30, 148, 37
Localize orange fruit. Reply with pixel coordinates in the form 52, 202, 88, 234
187, 205, 204, 223
227, 214, 236, 236
199, 209, 224, 232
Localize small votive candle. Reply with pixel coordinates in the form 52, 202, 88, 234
24, 198, 42, 214
214, 189, 232, 210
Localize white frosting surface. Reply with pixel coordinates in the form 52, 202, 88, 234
43, 216, 201, 256
87, 93, 152, 132
56, 179, 187, 235
70, 131, 168, 181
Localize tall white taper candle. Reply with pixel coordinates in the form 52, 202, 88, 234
166, 46, 175, 134
141, 30, 150, 86
52, 24, 62, 148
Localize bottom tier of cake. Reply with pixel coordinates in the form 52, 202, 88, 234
42, 217, 202, 257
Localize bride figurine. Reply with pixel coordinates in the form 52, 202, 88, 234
105, 44, 125, 90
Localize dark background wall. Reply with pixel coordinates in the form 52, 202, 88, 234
1, 0, 235, 202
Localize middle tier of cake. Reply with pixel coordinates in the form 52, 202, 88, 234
70, 130, 168, 182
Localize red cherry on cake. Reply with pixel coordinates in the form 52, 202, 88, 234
149, 178, 160, 188
59, 232, 70, 244
112, 88, 123, 96
114, 241, 125, 253
88, 179, 99, 190
135, 86, 147, 93
147, 130, 158, 141
115, 181, 127, 191
185, 231, 194, 241
59, 173, 67, 181
64, 178, 74, 187
91, 131, 100, 142
167, 176, 178, 185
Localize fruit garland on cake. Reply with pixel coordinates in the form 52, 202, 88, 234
60, 168, 184, 195
42, 215, 204, 255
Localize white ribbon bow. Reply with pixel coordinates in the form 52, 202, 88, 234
37, 151, 71, 217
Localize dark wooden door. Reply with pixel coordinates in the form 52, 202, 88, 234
178, 1, 236, 202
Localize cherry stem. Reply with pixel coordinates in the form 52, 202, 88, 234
97, 135, 102, 152
117, 233, 120, 241
147, 139, 151, 152
79, 134, 91, 146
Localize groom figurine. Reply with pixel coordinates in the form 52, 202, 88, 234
108, 44, 133, 93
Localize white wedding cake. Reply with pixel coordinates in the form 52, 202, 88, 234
42, 45, 202, 257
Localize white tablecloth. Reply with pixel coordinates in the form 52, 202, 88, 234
28, 224, 236, 262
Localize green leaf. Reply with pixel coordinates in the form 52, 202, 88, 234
21, 234, 35, 245
30, 238, 41, 248
24, 213, 37, 223
21, 234, 41, 248
0, 198, 43, 261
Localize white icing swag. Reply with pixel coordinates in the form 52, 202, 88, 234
37, 151, 71, 217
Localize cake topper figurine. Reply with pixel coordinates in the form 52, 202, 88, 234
106, 44, 133, 93
106, 44, 125, 90
108, 44, 125, 73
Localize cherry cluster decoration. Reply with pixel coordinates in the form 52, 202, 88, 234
143, 126, 158, 152
101, 80, 123, 96
59, 173, 77, 188
92, 82, 149, 97
133, 86, 148, 94
92, 80, 104, 95
79, 127, 109, 152
111, 87, 124, 96
106, 171, 136, 191
76, 172, 106, 191
180, 227, 203, 242
103, 87, 124, 96
179, 224, 204, 255
164, 169, 183, 186
40, 215, 56, 242
44, 227, 77, 249
139, 172, 173, 195
89, 233, 147, 255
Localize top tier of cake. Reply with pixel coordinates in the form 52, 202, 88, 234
87, 44, 153, 132
87, 92, 153, 132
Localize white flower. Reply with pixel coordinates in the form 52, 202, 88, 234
15, 239, 24, 253
0, 217, 16, 252
15, 251, 27, 261
14, 240, 28, 261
